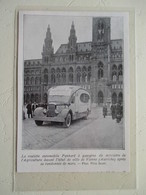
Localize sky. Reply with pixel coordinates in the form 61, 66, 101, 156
23, 13, 123, 60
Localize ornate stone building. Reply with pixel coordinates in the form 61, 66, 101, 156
24, 17, 123, 105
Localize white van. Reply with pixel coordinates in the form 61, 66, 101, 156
33, 85, 91, 127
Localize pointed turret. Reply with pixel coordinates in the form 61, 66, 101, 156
67, 22, 77, 62
68, 21, 77, 51
42, 25, 54, 64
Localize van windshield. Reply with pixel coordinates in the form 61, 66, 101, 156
48, 95, 70, 103
48, 88, 72, 103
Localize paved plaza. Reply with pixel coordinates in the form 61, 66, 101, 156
22, 107, 124, 150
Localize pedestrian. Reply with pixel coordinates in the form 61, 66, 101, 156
103, 104, 107, 118
116, 103, 122, 123
26, 102, 33, 118
32, 102, 37, 115
111, 104, 116, 119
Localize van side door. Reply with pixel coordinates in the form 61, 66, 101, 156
69, 93, 76, 117
77, 90, 90, 113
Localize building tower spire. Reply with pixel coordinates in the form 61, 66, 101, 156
68, 21, 77, 50
68, 21, 77, 62
42, 25, 54, 64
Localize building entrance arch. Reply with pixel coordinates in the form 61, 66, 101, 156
98, 91, 104, 104
112, 93, 117, 104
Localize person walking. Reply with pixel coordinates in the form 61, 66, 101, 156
26, 102, 33, 118
111, 104, 116, 119
103, 104, 107, 118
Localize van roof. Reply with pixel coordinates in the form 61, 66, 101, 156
48, 85, 86, 95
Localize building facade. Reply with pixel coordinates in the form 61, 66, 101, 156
24, 17, 123, 105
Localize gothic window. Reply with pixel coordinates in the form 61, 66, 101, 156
98, 91, 104, 104
30, 77, 34, 85
98, 62, 104, 79
68, 67, 73, 83
112, 93, 117, 104
35, 77, 38, 85
76, 66, 81, 83
43, 69, 48, 84
97, 20, 105, 41
43, 75, 48, 84
112, 64, 118, 81
60, 57, 63, 62
82, 66, 87, 83
118, 92, 123, 104
62, 68, 66, 83
56, 68, 61, 83
118, 64, 123, 80
87, 66, 91, 82
44, 69, 48, 74
51, 68, 55, 84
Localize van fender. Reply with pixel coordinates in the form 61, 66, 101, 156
60, 108, 71, 119
34, 107, 44, 117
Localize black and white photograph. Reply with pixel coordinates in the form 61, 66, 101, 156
17, 11, 129, 172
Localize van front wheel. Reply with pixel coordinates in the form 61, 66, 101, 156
35, 120, 43, 126
64, 113, 71, 128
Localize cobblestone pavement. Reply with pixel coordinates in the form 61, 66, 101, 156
22, 107, 124, 150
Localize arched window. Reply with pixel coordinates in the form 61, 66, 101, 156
118, 64, 123, 81
68, 67, 73, 83
82, 66, 87, 83
112, 64, 117, 81
118, 92, 123, 104
62, 68, 66, 83
56, 68, 61, 83
35, 77, 39, 85
112, 93, 117, 104
76, 66, 81, 83
97, 20, 105, 41
51, 68, 55, 84
31, 93, 34, 102
43, 69, 48, 84
98, 91, 104, 104
30, 77, 34, 85
87, 66, 91, 82
44, 75, 48, 84
98, 62, 104, 79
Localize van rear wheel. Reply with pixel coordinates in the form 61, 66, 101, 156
63, 113, 71, 128
35, 120, 43, 126
84, 109, 89, 120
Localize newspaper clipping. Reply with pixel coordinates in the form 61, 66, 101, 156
17, 11, 130, 172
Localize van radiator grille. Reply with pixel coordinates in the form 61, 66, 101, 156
46, 104, 56, 117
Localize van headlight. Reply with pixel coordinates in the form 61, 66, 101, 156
55, 105, 65, 113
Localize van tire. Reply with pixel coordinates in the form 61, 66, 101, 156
84, 109, 89, 120
35, 120, 43, 126
63, 113, 71, 128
